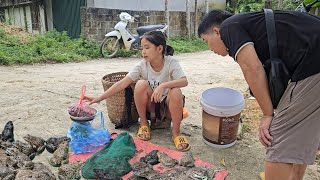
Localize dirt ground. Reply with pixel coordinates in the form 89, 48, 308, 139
0, 51, 319, 179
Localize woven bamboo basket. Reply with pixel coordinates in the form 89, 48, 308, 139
101, 72, 139, 126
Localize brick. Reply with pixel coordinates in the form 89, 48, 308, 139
88, 28, 97, 34
105, 15, 113, 21
91, 21, 98, 28
96, 14, 104, 22
137, 22, 144, 27
97, 8, 108, 15
138, 16, 146, 23
84, 21, 91, 28
104, 22, 112, 29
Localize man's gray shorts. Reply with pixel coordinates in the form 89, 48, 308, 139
266, 73, 320, 165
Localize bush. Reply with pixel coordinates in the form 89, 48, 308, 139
0, 26, 208, 65
168, 36, 208, 54
0, 29, 100, 65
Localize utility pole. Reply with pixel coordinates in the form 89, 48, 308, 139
277, 0, 283, 9
265, 0, 272, 9
186, 0, 191, 38
165, 0, 170, 39
194, 0, 198, 36
205, 0, 209, 13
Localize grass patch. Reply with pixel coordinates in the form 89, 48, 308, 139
0, 23, 208, 65
0, 29, 100, 65
168, 36, 208, 54
116, 49, 140, 58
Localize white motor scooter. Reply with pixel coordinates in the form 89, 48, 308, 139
100, 12, 168, 58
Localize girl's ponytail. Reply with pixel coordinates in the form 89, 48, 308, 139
142, 31, 174, 56
165, 45, 174, 56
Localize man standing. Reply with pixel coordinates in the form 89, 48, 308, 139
198, 9, 320, 180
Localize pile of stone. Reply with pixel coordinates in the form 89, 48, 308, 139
0, 121, 84, 180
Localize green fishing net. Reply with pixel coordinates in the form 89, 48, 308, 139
81, 132, 136, 179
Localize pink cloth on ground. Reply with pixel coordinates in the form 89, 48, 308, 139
69, 137, 228, 180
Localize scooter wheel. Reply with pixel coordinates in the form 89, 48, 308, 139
100, 37, 121, 58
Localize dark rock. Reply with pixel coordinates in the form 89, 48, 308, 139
179, 152, 195, 167
45, 136, 70, 153
23, 134, 45, 155
93, 169, 122, 180
1, 121, 14, 142
139, 150, 159, 165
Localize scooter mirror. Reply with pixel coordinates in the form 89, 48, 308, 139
119, 12, 133, 21
129, 17, 135, 23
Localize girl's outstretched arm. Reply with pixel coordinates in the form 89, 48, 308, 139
84, 76, 134, 105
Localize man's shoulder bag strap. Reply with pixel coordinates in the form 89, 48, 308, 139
263, 9, 278, 59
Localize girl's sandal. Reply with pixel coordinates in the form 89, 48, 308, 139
137, 125, 151, 141
172, 135, 191, 152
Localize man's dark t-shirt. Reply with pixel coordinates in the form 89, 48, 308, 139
220, 10, 320, 82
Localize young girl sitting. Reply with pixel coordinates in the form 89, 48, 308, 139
84, 31, 190, 151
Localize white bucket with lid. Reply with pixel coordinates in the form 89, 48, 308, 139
200, 87, 245, 148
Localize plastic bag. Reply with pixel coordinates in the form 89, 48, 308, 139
67, 112, 111, 154
68, 85, 96, 118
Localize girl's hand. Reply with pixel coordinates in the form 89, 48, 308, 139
83, 96, 102, 105
258, 116, 273, 147
151, 85, 165, 103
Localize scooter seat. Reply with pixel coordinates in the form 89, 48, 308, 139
137, 24, 166, 36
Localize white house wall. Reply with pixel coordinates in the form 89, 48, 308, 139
92, 0, 165, 11
90, 0, 225, 11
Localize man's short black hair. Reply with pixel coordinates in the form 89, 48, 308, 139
198, 9, 233, 37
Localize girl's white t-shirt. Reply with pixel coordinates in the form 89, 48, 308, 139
127, 56, 186, 100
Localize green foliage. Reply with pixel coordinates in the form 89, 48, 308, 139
282, 0, 303, 10
0, 29, 100, 65
0, 25, 208, 64
237, 0, 265, 13
168, 36, 208, 54
0, 28, 5, 38
226, 0, 301, 13
116, 49, 139, 57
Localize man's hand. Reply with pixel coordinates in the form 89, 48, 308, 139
259, 116, 273, 147
151, 84, 165, 103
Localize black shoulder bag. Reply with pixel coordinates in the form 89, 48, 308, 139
263, 9, 291, 109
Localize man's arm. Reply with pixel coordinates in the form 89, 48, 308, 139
237, 44, 273, 116
236, 44, 274, 146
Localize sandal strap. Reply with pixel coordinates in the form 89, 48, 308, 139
173, 135, 191, 151
137, 125, 151, 140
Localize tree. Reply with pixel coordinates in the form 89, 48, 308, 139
265, 0, 272, 8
